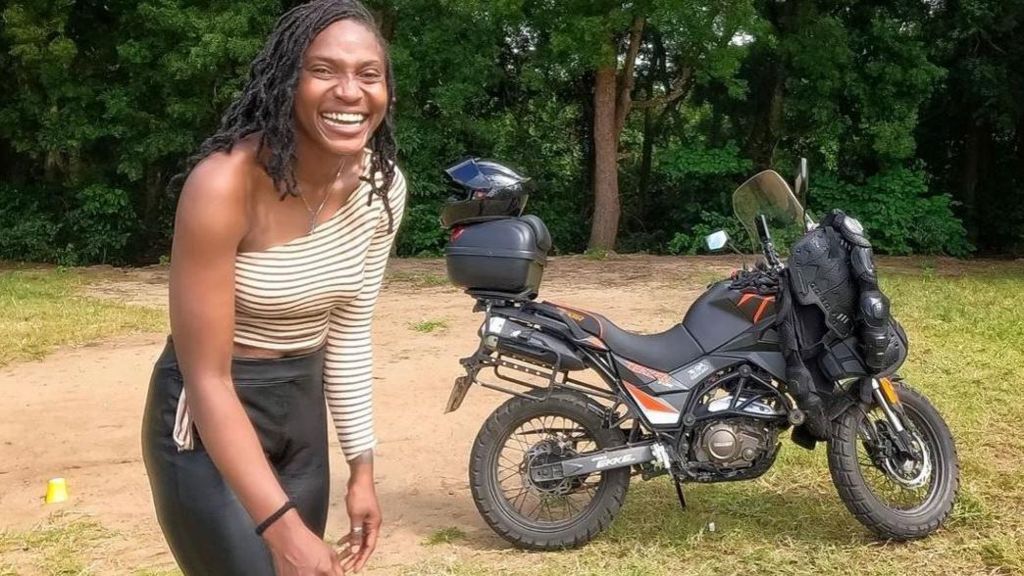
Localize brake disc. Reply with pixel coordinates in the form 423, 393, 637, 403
868, 419, 932, 489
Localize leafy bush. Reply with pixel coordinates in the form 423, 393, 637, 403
810, 168, 972, 256
0, 185, 62, 262
0, 184, 135, 265
659, 141, 753, 180
667, 210, 752, 255
395, 200, 448, 257
66, 185, 135, 264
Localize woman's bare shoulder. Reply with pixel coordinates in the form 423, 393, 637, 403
180, 140, 262, 210
175, 140, 267, 240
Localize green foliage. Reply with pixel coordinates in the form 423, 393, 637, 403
396, 201, 448, 257
67, 185, 135, 264
667, 210, 750, 255
0, 0, 1018, 263
0, 183, 135, 265
0, 184, 61, 263
660, 141, 753, 179
0, 0, 277, 264
811, 168, 972, 257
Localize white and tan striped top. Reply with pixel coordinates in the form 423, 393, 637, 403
173, 164, 407, 461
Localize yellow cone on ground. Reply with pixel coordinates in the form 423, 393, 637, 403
45, 477, 68, 504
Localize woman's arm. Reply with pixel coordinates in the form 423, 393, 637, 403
323, 170, 407, 570
169, 156, 342, 574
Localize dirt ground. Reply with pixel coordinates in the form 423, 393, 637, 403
0, 254, 981, 574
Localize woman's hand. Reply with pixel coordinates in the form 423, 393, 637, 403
264, 510, 347, 576
342, 476, 381, 572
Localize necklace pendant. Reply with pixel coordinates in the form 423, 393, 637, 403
309, 214, 318, 234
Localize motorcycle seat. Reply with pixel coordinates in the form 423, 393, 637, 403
548, 304, 705, 373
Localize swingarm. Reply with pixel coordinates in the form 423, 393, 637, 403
528, 441, 670, 482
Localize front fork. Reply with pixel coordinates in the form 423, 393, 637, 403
862, 377, 921, 461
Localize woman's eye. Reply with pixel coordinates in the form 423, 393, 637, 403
310, 66, 332, 76
361, 70, 383, 81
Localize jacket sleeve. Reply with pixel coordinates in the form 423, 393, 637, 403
323, 168, 407, 460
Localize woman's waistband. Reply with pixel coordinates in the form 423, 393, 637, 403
156, 336, 326, 383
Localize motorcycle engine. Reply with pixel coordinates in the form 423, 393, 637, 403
692, 418, 777, 470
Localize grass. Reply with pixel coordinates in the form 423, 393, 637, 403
409, 318, 449, 333
0, 513, 112, 576
423, 527, 467, 546
0, 513, 182, 576
0, 268, 165, 366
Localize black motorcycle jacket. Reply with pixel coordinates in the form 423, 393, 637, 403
776, 209, 908, 441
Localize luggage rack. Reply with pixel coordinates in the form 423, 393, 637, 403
459, 348, 616, 403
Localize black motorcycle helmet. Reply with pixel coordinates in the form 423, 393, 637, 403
440, 157, 534, 228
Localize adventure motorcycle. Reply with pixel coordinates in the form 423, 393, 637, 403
441, 157, 959, 550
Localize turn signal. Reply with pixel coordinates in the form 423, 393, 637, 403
879, 377, 901, 406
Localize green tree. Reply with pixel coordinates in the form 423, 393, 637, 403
509, 0, 757, 250
0, 0, 278, 263
917, 0, 1024, 253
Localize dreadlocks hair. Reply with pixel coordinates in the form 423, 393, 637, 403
172, 0, 398, 233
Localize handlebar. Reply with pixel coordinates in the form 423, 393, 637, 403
756, 214, 784, 271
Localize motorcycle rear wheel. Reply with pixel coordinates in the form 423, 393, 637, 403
827, 381, 959, 540
468, 389, 630, 550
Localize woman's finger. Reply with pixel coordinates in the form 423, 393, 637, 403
335, 542, 354, 561
353, 523, 379, 572
328, 548, 345, 576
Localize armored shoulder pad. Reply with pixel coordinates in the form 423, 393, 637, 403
824, 209, 871, 248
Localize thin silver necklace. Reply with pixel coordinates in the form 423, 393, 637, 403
299, 158, 348, 234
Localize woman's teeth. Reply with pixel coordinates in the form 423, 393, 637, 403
322, 112, 366, 126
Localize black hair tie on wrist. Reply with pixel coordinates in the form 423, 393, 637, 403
255, 500, 297, 536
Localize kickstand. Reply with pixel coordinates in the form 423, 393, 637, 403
673, 475, 687, 510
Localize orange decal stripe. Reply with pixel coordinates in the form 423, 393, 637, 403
625, 383, 678, 414
753, 298, 771, 322
738, 293, 756, 306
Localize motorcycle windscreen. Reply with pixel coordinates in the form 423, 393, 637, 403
731, 170, 807, 251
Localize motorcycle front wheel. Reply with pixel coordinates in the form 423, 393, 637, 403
828, 381, 959, 540
468, 389, 630, 550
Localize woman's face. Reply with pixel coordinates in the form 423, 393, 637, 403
294, 19, 388, 159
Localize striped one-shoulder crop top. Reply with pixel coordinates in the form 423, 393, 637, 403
172, 164, 407, 461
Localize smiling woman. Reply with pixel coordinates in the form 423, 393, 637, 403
139, 2, 406, 576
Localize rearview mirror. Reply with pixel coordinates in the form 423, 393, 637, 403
705, 230, 730, 252
794, 157, 809, 207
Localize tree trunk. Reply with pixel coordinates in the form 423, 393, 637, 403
746, 58, 785, 169
587, 16, 644, 252
589, 66, 620, 251
745, 0, 797, 169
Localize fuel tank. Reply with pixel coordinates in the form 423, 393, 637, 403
682, 280, 777, 352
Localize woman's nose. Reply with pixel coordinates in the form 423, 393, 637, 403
333, 76, 361, 102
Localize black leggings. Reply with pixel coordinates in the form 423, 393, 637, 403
141, 339, 330, 576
